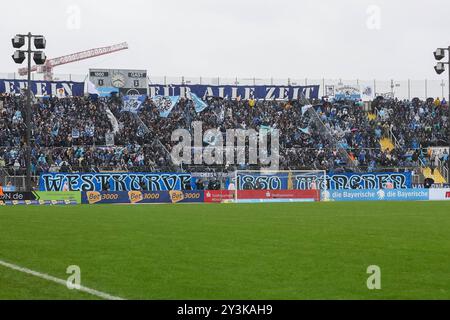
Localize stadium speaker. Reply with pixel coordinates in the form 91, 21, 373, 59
11, 50, 26, 64
433, 48, 445, 61
33, 51, 46, 65
11, 35, 25, 49
34, 36, 46, 49
434, 62, 445, 75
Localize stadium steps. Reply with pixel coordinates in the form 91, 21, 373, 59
367, 112, 377, 121
422, 167, 447, 183
380, 137, 395, 152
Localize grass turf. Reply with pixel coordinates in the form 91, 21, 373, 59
0, 201, 449, 299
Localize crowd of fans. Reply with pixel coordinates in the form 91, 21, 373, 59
0, 92, 448, 177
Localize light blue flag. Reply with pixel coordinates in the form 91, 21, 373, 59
152, 95, 180, 117
299, 127, 310, 135
51, 122, 60, 137
190, 92, 208, 113
122, 95, 147, 114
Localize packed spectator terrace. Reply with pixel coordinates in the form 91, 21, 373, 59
0, 93, 449, 181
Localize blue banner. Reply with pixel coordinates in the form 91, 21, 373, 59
321, 188, 429, 202
39, 172, 193, 192
122, 95, 147, 113
149, 84, 320, 100
0, 79, 84, 96
81, 190, 204, 204
152, 95, 180, 117
236, 171, 412, 190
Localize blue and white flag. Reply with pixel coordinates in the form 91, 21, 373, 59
51, 122, 60, 137
299, 127, 310, 135
72, 128, 80, 139
152, 95, 180, 118
86, 80, 99, 96
190, 92, 208, 113
301, 104, 312, 116
122, 95, 147, 114
260, 125, 276, 135
136, 124, 148, 137
84, 125, 95, 137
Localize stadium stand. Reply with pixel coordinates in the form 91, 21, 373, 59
0, 93, 449, 189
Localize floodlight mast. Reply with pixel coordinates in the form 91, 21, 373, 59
11, 32, 47, 191
433, 46, 450, 181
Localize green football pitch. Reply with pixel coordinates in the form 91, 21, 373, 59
0, 201, 449, 300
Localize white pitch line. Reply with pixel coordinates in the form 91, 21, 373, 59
0, 259, 125, 300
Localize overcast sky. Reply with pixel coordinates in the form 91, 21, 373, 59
1, 0, 449, 81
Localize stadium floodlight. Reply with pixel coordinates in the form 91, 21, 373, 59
434, 48, 445, 61
33, 51, 46, 65
434, 62, 445, 75
11, 50, 26, 64
10, 32, 47, 192
432, 45, 450, 182
11, 35, 25, 48
34, 36, 46, 49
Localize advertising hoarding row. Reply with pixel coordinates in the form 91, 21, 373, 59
2, 188, 450, 205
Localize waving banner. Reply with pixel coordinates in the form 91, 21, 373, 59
121, 95, 147, 113
0, 79, 84, 96
152, 95, 180, 118
190, 92, 208, 113
149, 84, 320, 100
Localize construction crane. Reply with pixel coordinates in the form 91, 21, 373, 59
18, 42, 129, 81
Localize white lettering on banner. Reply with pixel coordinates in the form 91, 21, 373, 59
265, 87, 276, 100
179, 86, 191, 97
218, 87, 225, 98
162, 86, 170, 96
203, 87, 214, 99
291, 87, 300, 100
244, 88, 254, 100
278, 87, 288, 100
231, 87, 239, 99
36, 83, 47, 96
3, 81, 15, 94
61, 83, 73, 96
1, 80, 83, 96
149, 86, 159, 97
